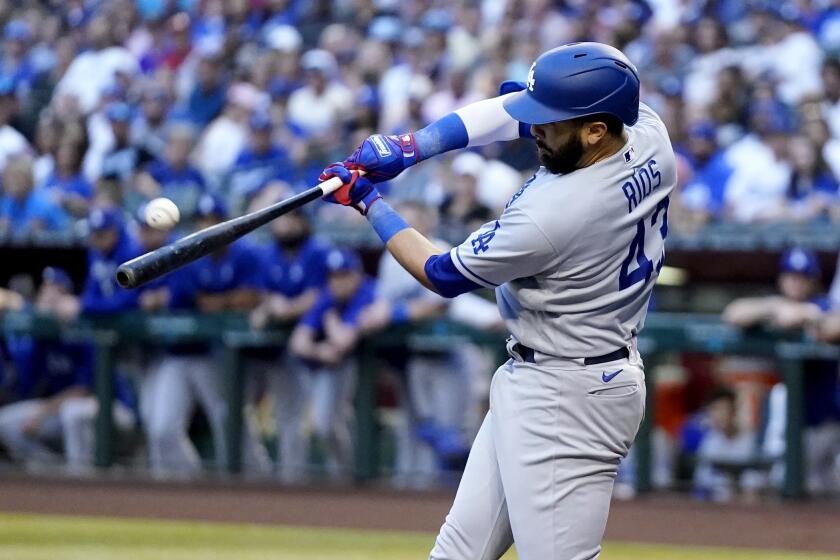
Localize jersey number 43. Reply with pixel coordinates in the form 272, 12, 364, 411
618, 196, 669, 291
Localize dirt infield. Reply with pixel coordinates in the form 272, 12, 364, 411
1, 474, 839, 554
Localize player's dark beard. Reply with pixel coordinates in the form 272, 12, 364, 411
538, 134, 584, 175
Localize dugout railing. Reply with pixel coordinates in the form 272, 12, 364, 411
0, 311, 826, 499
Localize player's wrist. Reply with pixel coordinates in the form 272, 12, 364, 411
397, 132, 422, 166
353, 187, 382, 216
365, 197, 409, 244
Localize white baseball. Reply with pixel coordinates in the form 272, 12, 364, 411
145, 197, 180, 230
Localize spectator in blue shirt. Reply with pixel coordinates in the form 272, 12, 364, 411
40, 138, 92, 218
131, 84, 172, 160
249, 208, 332, 481
227, 111, 294, 212
133, 217, 225, 476
250, 209, 331, 330
0, 154, 67, 235
99, 102, 153, 187
783, 135, 839, 222
724, 247, 828, 329
140, 194, 269, 476
0, 20, 37, 96
77, 206, 141, 315
132, 204, 175, 313
135, 123, 207, 221
185, 53, 226, 127
182, 194, 263, 312
291, 248, 376, 368
678, 121, 734, 226
287, 248, 377, 478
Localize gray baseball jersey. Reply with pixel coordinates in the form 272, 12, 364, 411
449, 103, 676, 358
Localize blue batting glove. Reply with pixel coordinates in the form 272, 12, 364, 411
343, 133, 421, 183
320, 163, 382, 215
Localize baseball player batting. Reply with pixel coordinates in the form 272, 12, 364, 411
320, 42, 676, 559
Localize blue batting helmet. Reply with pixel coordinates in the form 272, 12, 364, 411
503, 42, 640, 126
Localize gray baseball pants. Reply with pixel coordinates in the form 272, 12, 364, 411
430, 340, 646, 560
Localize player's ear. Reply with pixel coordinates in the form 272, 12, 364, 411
583, 121, 608, 146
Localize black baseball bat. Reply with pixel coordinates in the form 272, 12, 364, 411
115, 175, 347, 290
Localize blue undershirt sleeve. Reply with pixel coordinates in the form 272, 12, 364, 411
424, 252, 483, 299
413, 113, 469, 159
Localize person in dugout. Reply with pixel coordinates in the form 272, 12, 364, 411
0, 267, 136, 472
725, 247, 840, 493
287, 248, 376, 479
249, 207, 333, 481
139, 193, 270, 476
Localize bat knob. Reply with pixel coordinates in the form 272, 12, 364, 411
115, 266, 136, 289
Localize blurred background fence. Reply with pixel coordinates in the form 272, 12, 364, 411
1, 307, 832, 501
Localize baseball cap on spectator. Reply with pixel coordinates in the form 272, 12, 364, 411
326, 248, 362, 274
750, 99, 796, 134
249, 111, 272, 131
4, 20, 31, 41
0, 75, 15, 97
775, 2, 806, 26
373, 0, 399, 10
301, 49, 338, 76
451, 152, 485, 179
67, 8, 89, 29
268, 77, 299, 99
194, 35, 224, 58
780, 247, 821, 277
42, 267, 73, 291
658, 76, 683, 98
819, 13, 840, 51
764, 113, 797, 137
265, 24, 302, 53
195, 193, 228, 220
88, 206, 124, 233
688, 121, 718, 141
105, 101, 133, 122
421, 10, 454, 33
402, 27, 426, 49
368, 16, 402, 43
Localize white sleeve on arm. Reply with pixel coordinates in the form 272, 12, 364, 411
449, 206, 559, 288
454, 93, 522, 148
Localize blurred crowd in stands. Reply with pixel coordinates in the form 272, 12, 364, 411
2, 0, 840, 240
0, 0, 838, 496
